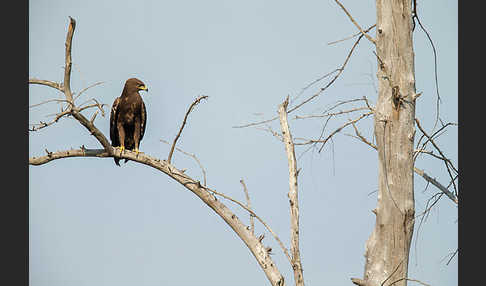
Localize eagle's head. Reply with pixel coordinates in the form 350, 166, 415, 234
124, 77, 148, 94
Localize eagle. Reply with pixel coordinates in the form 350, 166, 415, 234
110, 78, 148, 166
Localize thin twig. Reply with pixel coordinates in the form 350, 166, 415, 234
315, 112, 372, 152
295, 106, 369, 120
290, 69, 340, 106
443, 249, 458, 265
29, 98, 70, 109
350, 120, 376, 149
207, 186, 293, 265
168, 95, 208, 164
240, 179, 255, 235
255, 122, 284, 142
414, 149, 452, 162
73, 81, 105, 102
78, 102, 106, 113
29, 110, 71, 131
413, 6, 441, 132
160, 139, 207, 186
415, 192, 443, 253
90, 110, 99, 124
328, 24, 376, 45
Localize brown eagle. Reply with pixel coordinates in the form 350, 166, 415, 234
110, 78, 148, 166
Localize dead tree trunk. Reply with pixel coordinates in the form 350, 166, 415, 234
353, 1, 417, 286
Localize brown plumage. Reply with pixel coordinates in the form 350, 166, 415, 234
110, 78, 148, 166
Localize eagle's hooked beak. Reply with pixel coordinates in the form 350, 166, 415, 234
139, 85, 148, 92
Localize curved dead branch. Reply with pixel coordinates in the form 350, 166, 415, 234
29, 145, 286, 286
29, 17, 286, 286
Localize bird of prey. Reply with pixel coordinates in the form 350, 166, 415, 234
110, 78, 148, 166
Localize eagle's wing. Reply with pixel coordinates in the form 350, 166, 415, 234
110, 96, 120, 146
140, 100, 147, 141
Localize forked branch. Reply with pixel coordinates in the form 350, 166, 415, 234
29, 17, 112, 153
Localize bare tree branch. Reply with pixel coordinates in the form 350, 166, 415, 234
292, 69, 340, 104
78, 102, 107, 113
29, 109, 72, 132
73, 81, 105, 102
350, 120, 376, 149
317, 112, 372, 152
28, 79, 64, 92
28, 17, 113, 153
29, 98, 70, 109
414, 167, 458, 205
295, 106, 369, 120
334, 0, 376, 45
294, 112, 372, 148
441, 248, 458, 266
328, 24, 376, 45
233, 24, 374, 129
30, 148, 108, 165
208, 185, 293, 265
286, 26, 373, 115
278, 96, 304, 286
412, 3, 442, 132
30, 145, 294, 271
415, 119, 458, 195
63, 16, 76, 103
168, 95, 208, 164
414, 121, 457, 163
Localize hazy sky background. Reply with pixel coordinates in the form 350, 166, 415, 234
29, 1, 457, 285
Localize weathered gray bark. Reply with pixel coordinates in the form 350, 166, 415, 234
354, 1, 417, 286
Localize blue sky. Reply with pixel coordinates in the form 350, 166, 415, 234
29, 1, 457, 285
